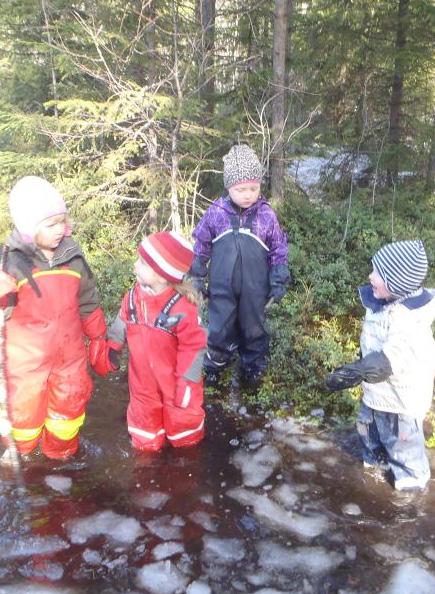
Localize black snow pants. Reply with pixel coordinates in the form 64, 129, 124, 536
205, 211, 270, 374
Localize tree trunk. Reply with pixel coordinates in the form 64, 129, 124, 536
425, 116, 435, 192
270, 0, 292, 201
387, 0, 409, 185
196, 0, 215, 116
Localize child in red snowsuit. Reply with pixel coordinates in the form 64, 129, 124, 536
94, 232, 207, 452
0, 176, 108, 460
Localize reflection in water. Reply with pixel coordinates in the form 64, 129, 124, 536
0, 374, 435, 594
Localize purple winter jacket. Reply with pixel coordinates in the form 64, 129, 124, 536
192, 195, 288, 267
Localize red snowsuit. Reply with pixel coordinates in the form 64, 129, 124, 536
108, 284, 207, 451
2, 231, 105, 459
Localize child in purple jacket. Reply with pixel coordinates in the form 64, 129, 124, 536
190, 144, 290, 388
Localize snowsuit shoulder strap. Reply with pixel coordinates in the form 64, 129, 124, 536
154, 292, 183, 335
127, 288, 138, 323
7, 248, 42, 298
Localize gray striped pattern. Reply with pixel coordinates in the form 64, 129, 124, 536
372, 240, 428, 297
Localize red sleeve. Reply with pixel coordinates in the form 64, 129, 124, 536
173, 298, 207, 383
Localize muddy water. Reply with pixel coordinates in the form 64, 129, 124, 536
0, 374, 435, 594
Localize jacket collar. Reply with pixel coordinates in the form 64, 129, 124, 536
359, 284, 433, 312
8, 229, 83, 267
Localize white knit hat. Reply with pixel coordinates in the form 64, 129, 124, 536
372, 240, 428, 297
223, 144, 262, 189
9, 176, 67, 243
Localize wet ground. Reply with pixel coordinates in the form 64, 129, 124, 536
1, 374, 435, 594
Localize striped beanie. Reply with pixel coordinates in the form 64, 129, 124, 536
9, 176, 68, 243
372, 240, 428, 297
138, 231, 194, 284
223, 144, 262, 189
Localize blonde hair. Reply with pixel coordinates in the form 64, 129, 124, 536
174, 278, 201, 306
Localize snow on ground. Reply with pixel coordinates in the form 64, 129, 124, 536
65, 510, 144, 544
288, 150, 371, 194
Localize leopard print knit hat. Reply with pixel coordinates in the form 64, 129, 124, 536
223, 144, 263, 189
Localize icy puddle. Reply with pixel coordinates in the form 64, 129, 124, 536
1, 375, 435, 594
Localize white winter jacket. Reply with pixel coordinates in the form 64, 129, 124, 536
359, 285, 435, 419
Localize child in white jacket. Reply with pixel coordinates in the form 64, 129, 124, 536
326, 240, 435, 491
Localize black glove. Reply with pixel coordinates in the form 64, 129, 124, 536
267, 284, 287, 304
268, 264, 290, 305
189, 256, 209, 299
325, 351, 392, 393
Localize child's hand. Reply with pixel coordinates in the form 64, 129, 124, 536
89, 339, 122, 376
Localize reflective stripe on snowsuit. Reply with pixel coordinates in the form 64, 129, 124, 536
4, 234, 98, 459
118, 285, 206, 451
206, 209, 269, 372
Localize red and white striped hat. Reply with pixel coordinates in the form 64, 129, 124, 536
138, 231, 194, 284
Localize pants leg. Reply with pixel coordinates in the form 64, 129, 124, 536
356, 402, 386, 466
8, 363, 49, 455
127, 379, 166, 451
42, 354, 92, 459
206, 291, 239, 371
237, 288, 269, 373
377, 411, 430, 487
164, 381, 205, 448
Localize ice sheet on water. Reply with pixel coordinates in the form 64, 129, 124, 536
186, 581, 212, 594
423, 547, 435, 562
231, 444, 281, 487
372, 543, 409, 562
245, 429, 266, 445
44, 475, 72, 493
272, 483, 299, 509
227, 487, 329, 540
257, 540, 344, 575
202, 535, 246, 564
294, 462, 316, 473
188, 510, 218, 532
136, 560, 189, 594
276, 434, 329, 453
381, 560, 435, 594
65, 510, 144, 545
82, 548, 102, 565
199, 493, 214, 505
253, 590, 296, 594
272, 418, 304, 436
0, 585, 81, 593
152, 541, 185, 560
146, 514, 185, 540
341, 503, 362, 516
0, 535, 70, 559
19, 560, 64, 581
133, 490, 171, 510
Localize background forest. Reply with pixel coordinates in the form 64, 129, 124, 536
0, 0, 434, 418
